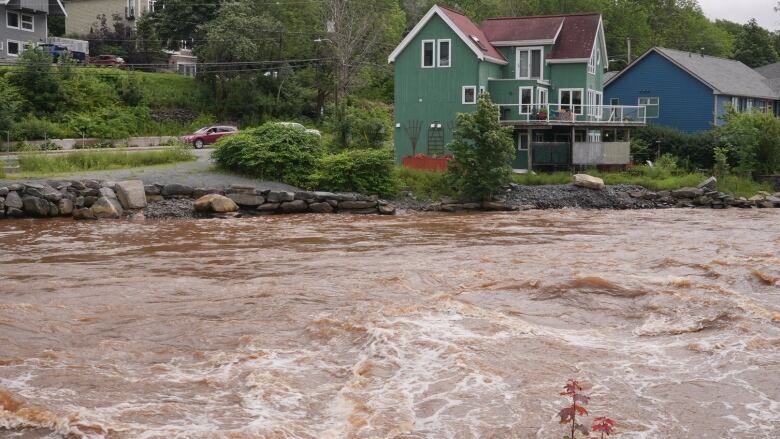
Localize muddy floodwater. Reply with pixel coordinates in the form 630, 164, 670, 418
0, 210, 779, 438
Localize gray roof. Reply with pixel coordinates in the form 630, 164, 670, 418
756, 61, 780, 80
606, 47, 778, 100
603, 71, 617, 84
656, 48, 778, 99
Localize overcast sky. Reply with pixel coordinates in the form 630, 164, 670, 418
699, 0, 778, 30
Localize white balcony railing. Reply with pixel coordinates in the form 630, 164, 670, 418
496, 104, 646, 125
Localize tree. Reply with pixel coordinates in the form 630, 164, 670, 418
446, 92, 515, 201
10, 48, 63, 114
0, 76, 24, 134
718, 109, 780, 175
733, 19, 779, 67
146, 0, 222, 50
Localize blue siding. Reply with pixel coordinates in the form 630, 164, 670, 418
604, 51, 715, 133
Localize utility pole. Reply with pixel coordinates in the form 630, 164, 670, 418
626, 37, 632, 65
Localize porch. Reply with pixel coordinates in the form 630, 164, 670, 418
511, 126, 633, 171
497, 104, 647, 127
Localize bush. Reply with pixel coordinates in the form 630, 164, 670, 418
67, 106, 153, 139
310, 148, 399, 196
0, 76, 23, 133
211, 122, 323, 187
396, 166, 454, 200
633, 125, 717, 170
447, 92, 515, 201
717, 109, 780, 175
10, 117, 72, 140
327, 100, 393, 149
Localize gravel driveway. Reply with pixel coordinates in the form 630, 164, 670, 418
0, 148, 299, 191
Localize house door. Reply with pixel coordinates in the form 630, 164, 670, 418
512, 132, 529, 170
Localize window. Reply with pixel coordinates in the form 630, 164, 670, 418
730, 96, 739, 110
20, 13, 33, 31
609, 97, 619, 106
518, 132, 529, 151
437, 39, 450, 67
587, 89, 603, 118
6, 11, 19, 29
559, 89, 583, 115
588, 48, 597, 74
519, 87, 533, 114
462, 86, 476, 104
7, 40, 20, 57
747, 98, 754, 111
638, 97, 659, 119
516, 47, 543, 80
587, 130, 602, 143
421, 40, 434, 68
538, 88, 548, 108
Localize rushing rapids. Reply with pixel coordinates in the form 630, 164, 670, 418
0, 210, 778, 438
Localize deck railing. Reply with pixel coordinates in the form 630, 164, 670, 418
496, 104, 646, 125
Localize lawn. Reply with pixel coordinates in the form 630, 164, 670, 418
12, 147, 196, 177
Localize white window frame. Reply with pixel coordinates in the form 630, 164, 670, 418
638, 97, 660, 119
518, 86, 533, 114
747, 98, 754, 111
20, 13, 34, 32
559, 88, 584, 115
421, 39, 435, 68
588, 49, 597, 75
515, 46, 544, 80
538, 88, 548, 108
587, 89, 603, 118
437, 39, 451, 68
462, 85, 477, 105
6, 10, 19, 29
518, 132, 529, 151
730, 96, 739, 110
6, 39, 21, 57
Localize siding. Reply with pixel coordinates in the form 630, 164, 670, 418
604, 51, 715, 133
393, 14, 484, 162
0, 6, 48, 60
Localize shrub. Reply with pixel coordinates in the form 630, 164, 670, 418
446, 92, 515, 201
396, 166, 454, 200
67, 106, 153, 139
211, 122, 323, 187
0, 76, 24, 134
310, 148, 399, 196
633, 125, 717, 170
717, 109, 780, 175
10, 116, 72, 140
327, 100, 393, 149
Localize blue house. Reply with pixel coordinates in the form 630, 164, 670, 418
604, 47, 779, 133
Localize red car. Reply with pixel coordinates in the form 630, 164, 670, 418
91, 54, 125, 67
182, 125, 238, 149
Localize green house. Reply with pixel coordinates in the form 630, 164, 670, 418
388, 5, 646, 171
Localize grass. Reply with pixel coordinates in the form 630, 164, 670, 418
15, 147, 196, 176
396, 164, 773, 200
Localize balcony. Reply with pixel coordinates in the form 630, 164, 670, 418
497, 104, 646, 127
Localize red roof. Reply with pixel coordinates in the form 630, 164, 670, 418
547, 14, 601, 59
481, 16, 564, 43
438, 6, 506, 62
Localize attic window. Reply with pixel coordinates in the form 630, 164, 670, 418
470, 35, 487, 52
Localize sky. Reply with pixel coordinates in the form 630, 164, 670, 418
699, 0, 779, 30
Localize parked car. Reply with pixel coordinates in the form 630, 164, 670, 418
91, 54, 125, 67
38, 44, 70, 63
182, 126, 239, 149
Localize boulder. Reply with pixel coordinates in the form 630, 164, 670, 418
72, 207, 97, 220
672, 187, 704, 199
378, 203, 397, 215
8, 183, 23, 191
146, 195, 164, 202
193, 188, 222, 199
22, 196, 51, 217
0, 197, 4, 212
225, 184, 255, 194
573, 174, 605, 190
84, 196, 98, 207
697, 176, 717, 191
161, 184, 194, 197
280, 200, 308, 212
482, 201, 509, 211
91, 197, 123, 219
339, 200, 378, 209
0, 187, 8, 197
115, 180, 148, 209
193, 194, 239, 213
144, 184, 161, 195
256, 203, 279, 213
69, 180, 86, 190
48, 202, 59, 217
58, 198, 74, 216
81, 188, 100, 197
308, 202, 334, 213
99, 187, 117, 200
25, 184, 61, 202
83, 180, 101, 190
5, 191, 22, 210
313, 191, 339, 201
100, 181, 118, 190
294, 191, 317, 201
5, 207, 23, 217
266, 191, 295, 203
226, 192, 265, 207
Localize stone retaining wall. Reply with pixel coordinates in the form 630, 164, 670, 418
0, 180, 396, 220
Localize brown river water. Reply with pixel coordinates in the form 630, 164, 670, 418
0, 210, 779, 438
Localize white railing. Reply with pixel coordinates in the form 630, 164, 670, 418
496, 104, 646, 125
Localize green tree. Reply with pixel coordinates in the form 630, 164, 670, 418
718, 109, 780, 175
10, 48, 63, 114
733, 19, 779, 67
0, 76, 24, 135
446, 92, 515, 201
147, 0, 222, 50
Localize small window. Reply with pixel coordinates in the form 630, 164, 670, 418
7, 40, 20, 57
517, 47, 543, 80
518, 133, 529, 151
560, 89, 583, 115
6, 11, 19, 29
437, 39, 450, 68
21, 14, 33, 32
519, 87, 533, 114
538, 88, 548, 108
609, 97, 619, 106
421, 40, 435, 68
462, 86, 476, 105
638, 97, 659, 118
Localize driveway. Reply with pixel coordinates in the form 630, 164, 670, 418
0, 149, 299, 191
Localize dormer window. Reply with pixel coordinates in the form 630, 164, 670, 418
517, 47, 543, 80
